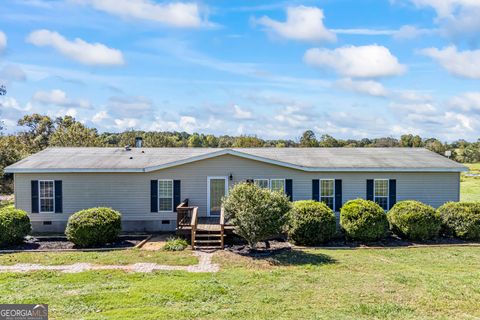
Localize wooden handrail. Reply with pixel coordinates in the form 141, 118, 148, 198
220, 207, 225, 248
190, 207, 198, 248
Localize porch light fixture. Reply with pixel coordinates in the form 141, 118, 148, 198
229, 173, 233, 181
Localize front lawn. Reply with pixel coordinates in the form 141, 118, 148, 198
0, 249, 197, 266
461, 163, 480, 202
0, 247, 479, 319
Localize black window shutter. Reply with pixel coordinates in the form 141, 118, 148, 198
285, 179, 293, 201
389, 179, 397, 209
366, 179, 374, 201
173, 180, 181, 212
31, 180, 39, 213
150, 180, 158, 212
54, 180, 63, 213
335, 179, 342, 211
312, 179, 319, 201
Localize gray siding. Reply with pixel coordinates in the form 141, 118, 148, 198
14, 154, 460, 233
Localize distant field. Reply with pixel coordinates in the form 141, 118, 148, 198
461, 163, 480, 202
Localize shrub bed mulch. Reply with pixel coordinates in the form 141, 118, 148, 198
0, 235, 148, 252
225, 234, 480, 258
315, 234, 480, 249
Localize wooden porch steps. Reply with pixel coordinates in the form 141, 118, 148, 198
176, 199, 226, 251
193, 229, 224, 250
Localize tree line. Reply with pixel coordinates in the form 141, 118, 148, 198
0, 113, 479, 194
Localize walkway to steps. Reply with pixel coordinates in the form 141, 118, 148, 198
0, 251, 219, 273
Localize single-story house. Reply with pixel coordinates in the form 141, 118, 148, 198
5, 146, 467, 233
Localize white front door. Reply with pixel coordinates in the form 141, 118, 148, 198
207, 177, 228, 216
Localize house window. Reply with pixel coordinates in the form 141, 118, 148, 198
158, 180, 173, 212
254, 179, 269, 189
270, 179, 285, 192
374, 179, 389, 210
39, 180, 54, 213
320, 179, 335, 210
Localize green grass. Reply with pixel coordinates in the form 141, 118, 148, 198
1, 247, 480, 319
0, 249, 197, 266
461, 163, 480, 202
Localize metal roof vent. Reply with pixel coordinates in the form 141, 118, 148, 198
135, 137, 143, 148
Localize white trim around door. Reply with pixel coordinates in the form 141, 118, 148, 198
207, 176, 228, 217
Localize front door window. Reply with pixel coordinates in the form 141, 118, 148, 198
209, 178, 227, 216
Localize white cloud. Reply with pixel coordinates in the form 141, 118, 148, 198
0, 31, 6, 53
114, 118, 139, 130
107, 96, 153, 118
304, 45, 406, 78
448, 92, 480, 112
421, 46, 480, 79
335, 78, 389, 97
274, 106, 310, 128
92, 110, 109, 123
32, 89, 91, 109
407, 0, 480, 41
148, 115, 200, 132
390, 102, 437, 114
26, 29, 124, 66
73, 0, 207, 28
233, 104, 253, 120
393, 25, 437, 39
0, 65, 27, 83
256, 6, 336, 42
410, 0, 480, 18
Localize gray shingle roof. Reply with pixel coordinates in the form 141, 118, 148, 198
5, 147, 467, 173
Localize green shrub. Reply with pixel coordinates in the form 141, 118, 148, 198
340, 199, 388, 241
438, 202, 480, 240
0, 207, 31, 246
288, 200, 336, 245
387, 200, 440, 240
0, 199, 14, 210
223, 182, 291, 249
163, 237, 188, 251
66, 207, 122, 247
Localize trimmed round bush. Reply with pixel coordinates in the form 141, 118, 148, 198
223, 182, 291, 249
288, 200, 336, 245
438, 202, 480, 240
340, 199, 388, 241
387, 200, 440, 240
66, 207, 122, 247
0, 207, 31, 246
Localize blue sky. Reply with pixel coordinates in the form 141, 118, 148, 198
0, 0, 479, 141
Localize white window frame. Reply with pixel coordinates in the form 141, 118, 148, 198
374, 179, 389, 210
270, 178, 286, 193
158, 179, 174, 213
320, 179, 335, 211
254, 179, 270, 189
39, 180, 55, 213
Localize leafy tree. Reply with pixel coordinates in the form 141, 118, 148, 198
17, 114, 54, 153
319, 134, 340, 147
233, 135, 264, 147
49, 116, 104, 147
424, 138, 445, 155
205, 134, 219, 147
188, 133, 203, 147
300, 130, 318, 147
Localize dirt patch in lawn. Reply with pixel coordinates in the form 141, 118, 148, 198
1, 235, 148, 251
